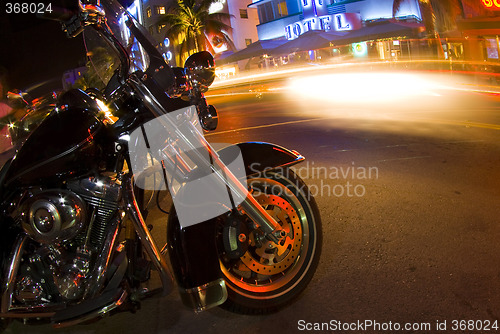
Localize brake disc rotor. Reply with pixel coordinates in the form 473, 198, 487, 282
240, 193, 302, 276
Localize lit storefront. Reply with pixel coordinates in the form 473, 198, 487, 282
244, 0, 424, 65
458, 17, 500, 61
457, 1, 500, 62
248, 0, 422, 41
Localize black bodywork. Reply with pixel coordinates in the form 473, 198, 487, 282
2, 90, 106, 189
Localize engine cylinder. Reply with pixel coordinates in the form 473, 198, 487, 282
21, 190, 87, 244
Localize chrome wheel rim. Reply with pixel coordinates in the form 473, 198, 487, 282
220, 176, 311, 297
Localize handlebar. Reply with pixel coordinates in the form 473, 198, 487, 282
36, 5, 85, 37
35, 6, 75, 22
36, 0, 194, 118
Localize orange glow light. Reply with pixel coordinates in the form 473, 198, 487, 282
482, 0, 500, 10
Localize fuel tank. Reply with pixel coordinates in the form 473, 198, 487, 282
4, 90, 105, 187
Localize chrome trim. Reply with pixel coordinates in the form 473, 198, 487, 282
124, 174, 174, 296
160, 243, 168, 256
1, 235, 27, 313
179, 279, 227, 313
83, 216, 121, 299
22, 191, 88, 244
53, 290, 128, 328
78, 0, 106, 18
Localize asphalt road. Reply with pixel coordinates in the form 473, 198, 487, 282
6, 69, 500, 333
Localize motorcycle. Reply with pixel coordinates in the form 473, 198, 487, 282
0, 0, 322, 330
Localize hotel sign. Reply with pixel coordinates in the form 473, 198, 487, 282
301, 0, 328, 17
284, 0, 361, 39
285, 12, 361, 40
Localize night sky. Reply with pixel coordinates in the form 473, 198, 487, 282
0, 1, 87, 94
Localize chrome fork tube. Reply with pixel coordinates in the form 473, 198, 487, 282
1, 234, 27, 313
177, 121, 283, 242
199, 142, 282, 241
124, 175, 174, 296
128, 77, 282, 241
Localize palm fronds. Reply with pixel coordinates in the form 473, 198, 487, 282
157, 0, 234, 64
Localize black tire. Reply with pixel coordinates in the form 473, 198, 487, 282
219, 169, 322, 314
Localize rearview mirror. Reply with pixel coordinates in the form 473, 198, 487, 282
184, 51, 215, 92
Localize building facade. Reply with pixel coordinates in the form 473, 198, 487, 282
227, 0, 260, 50
249, 0, 422, 41
457, 0, 500, 62
135, 0, 174, 63
132, 0, 256, 65
122, 0, 500, 67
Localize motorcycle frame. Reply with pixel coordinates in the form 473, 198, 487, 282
0, 2, 308, 323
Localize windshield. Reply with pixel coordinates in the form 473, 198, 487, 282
81, 0, 154, 89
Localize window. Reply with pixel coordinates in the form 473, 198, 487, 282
149, 26, 154, 35
240, 9, 248, 18
157, 24, 166, 33
277, 0, 288, 17
146, 7, 152, 18
257, 2, 273, 24
155, 6, 166, 15
258, 0, 288, 23
486, 38, 499, 59
245, 38, 252, 46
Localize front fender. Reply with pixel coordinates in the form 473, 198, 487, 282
217, 142, 305, 178
166, 210, 227, 312
166, 142, 304, 312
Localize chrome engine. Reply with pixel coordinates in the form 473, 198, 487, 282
13, 176, 122, 306
20, 190, 87, 244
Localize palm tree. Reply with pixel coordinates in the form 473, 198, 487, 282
393, 0, 464, 58
157, 0, 233, 65
393, 0, 464, 36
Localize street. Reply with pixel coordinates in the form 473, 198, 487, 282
6, 68, 500, 333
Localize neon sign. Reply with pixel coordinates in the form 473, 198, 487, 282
301, 0, 328, 18
285, 13, 361, 40
482, 0, 500, 10
285, 0, 362, 39
352, 42, 367, 57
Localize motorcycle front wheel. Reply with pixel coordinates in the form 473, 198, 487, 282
219, 169, 322, 314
